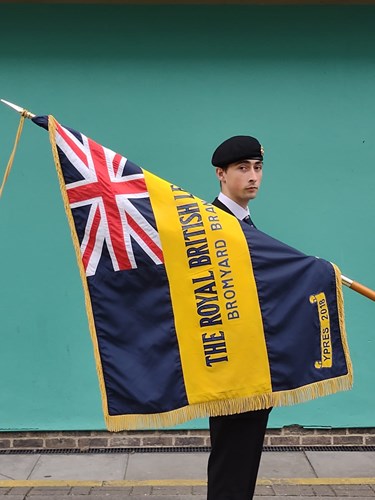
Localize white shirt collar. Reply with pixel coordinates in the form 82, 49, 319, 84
218, 192, 250, 221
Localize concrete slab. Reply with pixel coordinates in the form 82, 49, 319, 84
125, 452, 209, 480
0, 496, 25, 500
28, 454, 128, 481
0, 454, 40, 480
306, 452, 375, 478
258, 452, 316, 478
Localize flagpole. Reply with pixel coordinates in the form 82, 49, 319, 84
341, 275, 375, 302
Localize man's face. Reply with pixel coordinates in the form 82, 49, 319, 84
216, 159, 263, 208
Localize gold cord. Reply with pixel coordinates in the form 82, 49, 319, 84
0, 110, 30, 199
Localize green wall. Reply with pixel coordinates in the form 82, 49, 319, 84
0, 4, 374, 430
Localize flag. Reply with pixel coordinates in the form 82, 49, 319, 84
33, 115, 352, 431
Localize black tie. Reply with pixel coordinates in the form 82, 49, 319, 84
243, 215, 255, 228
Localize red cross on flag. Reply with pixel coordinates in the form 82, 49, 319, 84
54, 121, 164, 276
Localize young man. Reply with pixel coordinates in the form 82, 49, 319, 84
207, 135, 272, 500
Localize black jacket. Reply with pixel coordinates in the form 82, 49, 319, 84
212, 197, 235, 216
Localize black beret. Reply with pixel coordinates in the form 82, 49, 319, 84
211, 135, 264, 167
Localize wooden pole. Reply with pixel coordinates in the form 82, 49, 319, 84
341, 275, 375, 301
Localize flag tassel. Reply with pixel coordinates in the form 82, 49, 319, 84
0, 113, 26, 198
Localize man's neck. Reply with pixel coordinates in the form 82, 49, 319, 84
217, 192, 250, 220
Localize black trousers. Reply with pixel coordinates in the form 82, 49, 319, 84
207, 408, 271, 500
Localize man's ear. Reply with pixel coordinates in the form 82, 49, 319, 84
216, 167, 225, 182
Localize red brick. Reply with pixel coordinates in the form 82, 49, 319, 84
174, 437, 206, 446
13, 439, 44, 448
142, 436, 174, 447
109, 436, 142, 447
301, 436, 333, 446
44, 438, 77, 448
332, 435, 364, 445
77, 438, 109, 448
269, 436, 300, 446
348, 427, 375, 434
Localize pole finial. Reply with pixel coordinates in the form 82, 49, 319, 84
1, 99, 35, 119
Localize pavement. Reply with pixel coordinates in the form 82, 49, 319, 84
0, 449, 375, 499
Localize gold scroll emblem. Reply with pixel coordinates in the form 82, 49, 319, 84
310, 292, 332, 369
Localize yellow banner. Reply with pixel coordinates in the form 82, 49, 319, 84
144, 171, 272, 404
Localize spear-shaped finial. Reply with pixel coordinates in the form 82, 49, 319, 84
1, 99, 35, 119
0, 99, 35, 198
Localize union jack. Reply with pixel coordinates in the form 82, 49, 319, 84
54, 121, 164, 276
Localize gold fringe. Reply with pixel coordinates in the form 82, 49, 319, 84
47, 116, 110, 425
333, 263, 354, 386
106, 373, 353, 431
0, 111, 28, 199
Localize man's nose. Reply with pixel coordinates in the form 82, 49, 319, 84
248, 168, 257, 181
